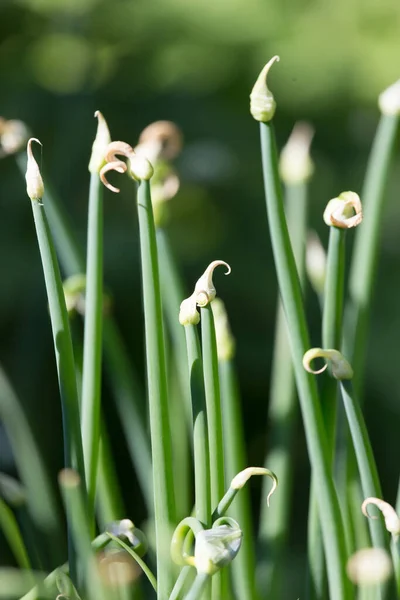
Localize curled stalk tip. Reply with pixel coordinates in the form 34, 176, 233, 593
279, 121, 315, 184
179, 260, 231, 326
231, 467, 278, 506
194, 260, 231, 307
250, 55, 280, 122
303, 348, 354, 380
25, 137, 44, 201
362, 497, 400, 536
378, 79, 400, 116
323, 191, 362, 229
100, 140, 154, 192
88, 110, 111, 173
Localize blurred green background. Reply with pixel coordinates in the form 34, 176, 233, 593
1, 0, 399, 589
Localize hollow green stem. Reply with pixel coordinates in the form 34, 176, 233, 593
31, 200, 85, 481
200, 305, 224, 510
219, 359, 256, 600
17, 159, 152, 512
185, 573, 210, 600
258, 180, 308, 598
308, 226, 346, 599
169, 566, 194, 600
344, 114, 399, 397
137, 179, 176, 599
258, 121, 350, 599
81, 173, 104, 517
339, 380, 386, 550
157, 228, 191, 423
59, 470, 105, 600
184, 324, 211, 526
200, 305, 226, 600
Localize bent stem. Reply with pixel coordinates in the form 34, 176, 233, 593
258, 121, 350, 599
137, 179, 176, 599
81, 173, 104, 519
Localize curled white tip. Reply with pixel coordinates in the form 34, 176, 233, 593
231, 467, 278, 506
323, 191, 362, 229
303, 348, 354, 380
378, 79, 400, 116
194, 260, 231, 307
250, 56, 280, 122
362, 497, 400, 536
25, 138, 44, 201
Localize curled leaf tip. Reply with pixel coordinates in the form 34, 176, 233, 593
194, 260, 231, 307
231, 467, 278, 506
362, 497, 400, 536
323, 191, 362, 229
303, 348, 354, 380
100, 140, 154, 191
378, 79, 400, 116
250, 55, 280, 122
279, 121, 315, 184
25, 137, 44, 201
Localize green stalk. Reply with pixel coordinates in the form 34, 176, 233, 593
30, 199, 85, 480
16, 155, 152, 511
200, 304, 227, 600
308, 226, 346, 599
258, 180, 308, 598
0, 365, 63, 564
157, 228, 191, 423
219, 358, 256, 600
0, 497, 32, 570
184, 324, 211, 526
258, 121, 350, 599
136, 179, 176, 599
96, 423, 125, 527
81, 173, 104, 516
102, 319, 153, 509
339, 380, 386, 550
185, 573, 210, 600
343, 113, 399, 397
200, 305, 225, 511
59, 470, 105, 600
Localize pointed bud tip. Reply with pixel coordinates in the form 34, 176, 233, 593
25, 138, 44, 201
250, 55, 280, 122
89, 110, 112, 173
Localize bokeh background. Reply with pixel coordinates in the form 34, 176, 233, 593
1, 0, 400, 591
